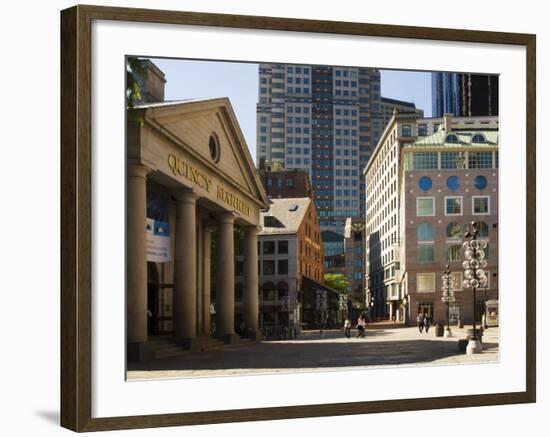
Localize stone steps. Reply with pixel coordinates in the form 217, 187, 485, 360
145, 335, 258, 359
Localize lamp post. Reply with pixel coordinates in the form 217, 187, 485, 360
462, 221, 488, 354
441, 264, 456, 338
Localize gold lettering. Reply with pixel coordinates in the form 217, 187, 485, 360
215, 185, 251, 216
168, 154, 178, 176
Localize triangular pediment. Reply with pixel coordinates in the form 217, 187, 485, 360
141, 98, 269, 208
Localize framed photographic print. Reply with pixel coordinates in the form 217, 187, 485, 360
60, 4, 536, 432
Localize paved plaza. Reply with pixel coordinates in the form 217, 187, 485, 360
127, 325, 499, 380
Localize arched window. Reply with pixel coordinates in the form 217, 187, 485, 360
471, 133, 486, 144
445, 134, 460, 144
417, 223, 434, 242
446, 222, 461, 240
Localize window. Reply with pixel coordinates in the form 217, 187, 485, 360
441, 152, 465, 169
417, 197, 435, 216
286, 178, 293, 187
417, 223, 434, 242
418, 244, 434, 262
263, 241, 275, 255
445, 134, 460, 144
473, 196, 490, 214
446, 244, 462, 262
413, 152, 438, 169
445, 196, 462, 215
262, 282, 276, 301
402, 125, 411, 136
446, 176, 460, 191
471, 133, 486, 143
475, 221, 490, 238
450, 272, 463, 291
235, 261, 244, 276
417, 273, 435, 292
277, 240, 289, 254
418, 124, 427, 136
263, 260, 275, 275
468, 151, 493, 169
418, 176, 433, 191
277, 259, 289, 275
446, 222, 462, 240
474, 175, 488, 190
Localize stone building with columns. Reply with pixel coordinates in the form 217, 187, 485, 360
127, 97, 269, 361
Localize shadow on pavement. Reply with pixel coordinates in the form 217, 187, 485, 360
127, 337, 499, 373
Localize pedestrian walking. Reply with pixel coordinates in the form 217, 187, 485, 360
424, 314, 431, 333
416, 313, 424, 333
344, 318, 352, 338
355, 315, 366, 338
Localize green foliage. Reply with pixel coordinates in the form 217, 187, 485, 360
126, 57, 146, 109
324, 273, 350, 293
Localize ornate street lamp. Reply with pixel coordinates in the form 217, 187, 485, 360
462, 222, 488, 354
441, 264, 456, 338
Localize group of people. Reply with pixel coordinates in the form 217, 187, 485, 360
343, 315, 367, 339
416, 313, 433, 333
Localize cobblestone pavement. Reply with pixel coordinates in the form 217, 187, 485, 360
127, 325, 499, 380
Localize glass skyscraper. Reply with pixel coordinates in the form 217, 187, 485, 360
432, 72, 499, 117
431, 72, 460, 118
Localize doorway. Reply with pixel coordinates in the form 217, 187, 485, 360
417, 301, 434, 319
147, 262, 160, 336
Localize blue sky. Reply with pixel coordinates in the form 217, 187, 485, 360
151, 58, 432, 160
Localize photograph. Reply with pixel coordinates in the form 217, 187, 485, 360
125, 57, 500, 380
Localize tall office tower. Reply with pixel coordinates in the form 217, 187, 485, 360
431, 72, 460, 118
256, 63, 383, 238
432, 72, 499, 118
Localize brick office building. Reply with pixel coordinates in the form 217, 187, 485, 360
258, 165, 313, 199
235, 197, 325, 331
364, 112, 499, 325
400, 119, 499, 326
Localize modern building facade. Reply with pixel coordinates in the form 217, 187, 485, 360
126, 97, 269, 361
364, 112, 499, 324
256, 63, 385, 235
256, 64, 423, 285
432, 72, 499, 118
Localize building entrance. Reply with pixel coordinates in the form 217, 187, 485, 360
147, 262, 160, 336
417, 301, 434, 319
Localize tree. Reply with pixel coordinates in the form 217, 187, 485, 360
324, 273, 350, 294
126, 57, 146, 109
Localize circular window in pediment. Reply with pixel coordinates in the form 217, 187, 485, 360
209, 133, 221, 163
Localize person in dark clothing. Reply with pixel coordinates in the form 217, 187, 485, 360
416, 313, 424, 333
423, 314, 431, 333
